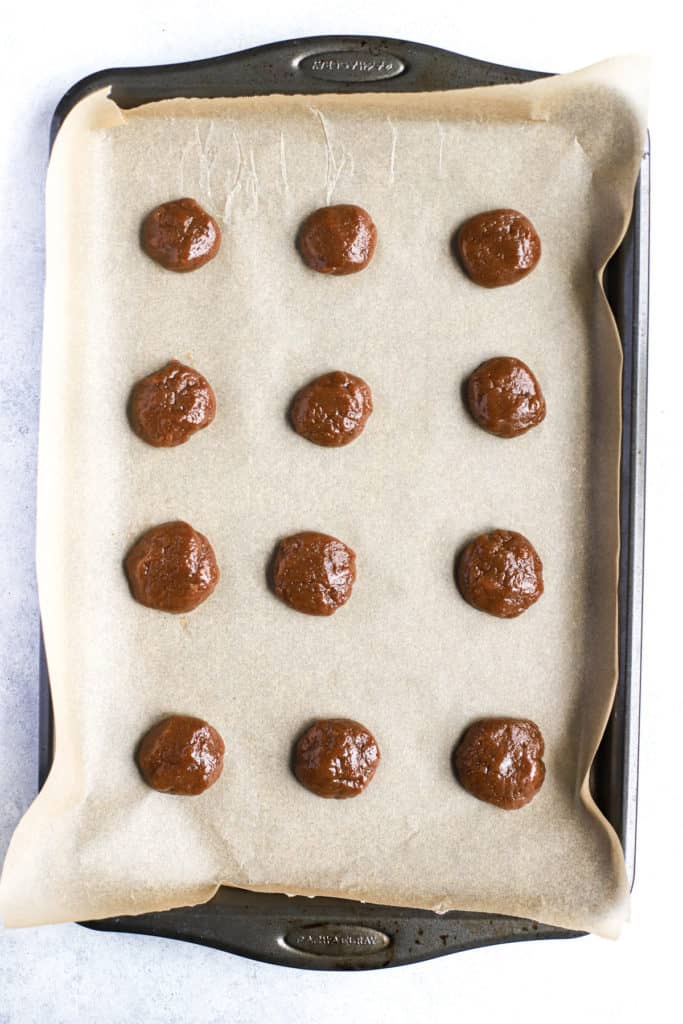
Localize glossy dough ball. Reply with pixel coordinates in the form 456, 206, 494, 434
290, 371, 373, 447
457, 529, 543, 618
141, 198, 221, 272
129, 360, 216, 447
454, 718, 545, 809
137, 715, 225, 795
457, 209, 541, 287
125, 521, 220, 613
272, 531, 356, 616
297, 204, 377, 275
467, 356, 546, 438
294, 718, 380, 798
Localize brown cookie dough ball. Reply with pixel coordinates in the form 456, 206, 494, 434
290, 371, 373, 447
125, 521, 219, 613
457, 529, 543, 618
129, 360, 216, 447
466, 356, 546, 438
454, 718, 545, 809
141, 198, 221, 272
294, 718, 380, 798
137, 715, 225, 795
297, 204, 377, 275
272, 531, 356, 616
457, 209, 541, 287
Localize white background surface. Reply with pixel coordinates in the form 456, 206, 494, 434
0, 2, 679, 1021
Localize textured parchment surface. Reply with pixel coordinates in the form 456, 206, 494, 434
0, 59, 648, 934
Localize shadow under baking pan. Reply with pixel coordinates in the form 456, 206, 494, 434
38, 35, 649, 970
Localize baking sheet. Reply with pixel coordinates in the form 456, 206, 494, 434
0, 58, 648, 935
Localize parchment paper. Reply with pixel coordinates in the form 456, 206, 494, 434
0, 59, 648, 935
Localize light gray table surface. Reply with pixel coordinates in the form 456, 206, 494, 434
0, 4, 679, 1022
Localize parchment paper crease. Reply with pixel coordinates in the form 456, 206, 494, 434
0, 58, 648, 935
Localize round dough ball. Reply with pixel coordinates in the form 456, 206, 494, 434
137, 715, 225, 795
272, 531, 356, 616
466, 356, 546, 438
457, 529, 543, 618
141, 197, 221, 272
297, 204, 377, 275
129, 360, 216, 447
294, 718, 380, 798
457, 209, 541, 287
125, 521, 220, 613
454, 718, 545, 809
290, 371, 373, 447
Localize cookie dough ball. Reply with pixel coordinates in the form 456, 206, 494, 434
297, 204, 377, 275
137, 715, 225, 795
294, 718, 380, 798
141, 198, 221, 272
467, 356, 546, 438
272, 531, 356, 616
290, 371, 373, 447
457, 209, 541, 287
454, 718, 545, 809
129, 360, 216, 447
125, 521, 219, 613
457, 529, 543, 618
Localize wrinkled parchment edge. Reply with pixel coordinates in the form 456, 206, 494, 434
0, 57, 649, 935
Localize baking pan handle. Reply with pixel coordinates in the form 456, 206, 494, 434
51, 35, 546, 145
83, 887, 581, 971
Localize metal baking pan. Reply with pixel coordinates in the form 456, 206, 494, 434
39, 35, 649, 970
